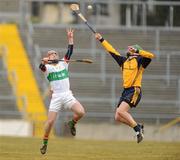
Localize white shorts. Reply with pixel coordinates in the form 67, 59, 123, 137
49, 91, 77, 112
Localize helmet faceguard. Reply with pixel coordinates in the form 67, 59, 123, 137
126, 44, 143, 57
47, 50, 59, 64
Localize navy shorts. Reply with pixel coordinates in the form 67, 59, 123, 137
117, 87, 142, 108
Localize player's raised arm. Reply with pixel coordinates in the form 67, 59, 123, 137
64, 28, 74, 61
95, 33, 126, 66
95, 33, 120, 56
128, 46, 155, 59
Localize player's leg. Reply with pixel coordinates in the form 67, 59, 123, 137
71, 101, 85, 121
40, 111, 58, 154
63, 91, 85, 136
115, 101, 144, 143
114, 98, 131, 125
44, 111, 58, 142
115, 87, 144, 143
40, 93, 61, 154
115, 101, 137, 127
68, 101, 85, 136
115, 107, 132, 126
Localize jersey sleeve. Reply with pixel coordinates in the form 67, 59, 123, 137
139, 50, 155, 59
99, 38, 126, 66
137, 56, 152, 69
64, 44, 73, 61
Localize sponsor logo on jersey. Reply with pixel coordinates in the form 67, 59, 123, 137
47, 69, 69, 82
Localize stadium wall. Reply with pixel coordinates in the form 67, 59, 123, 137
76, 123, 180, 142
0, 120, 32, 137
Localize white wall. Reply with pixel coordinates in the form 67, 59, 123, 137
0, 120, 32, 137
76, 123, 180, 142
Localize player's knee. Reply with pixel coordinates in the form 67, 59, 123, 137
47, 119, 55, 126
117, 109, 125, 117
115, 111, 124, 122
115, 112, 120, 121
78, 109, 85, 117
114, 114, 119, 121
115, 115, 124, 124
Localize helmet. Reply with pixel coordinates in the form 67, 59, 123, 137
47, 50, 58, 56
47, 50, 59, 64
130, 44, 143, 52
126, 44, 143, 57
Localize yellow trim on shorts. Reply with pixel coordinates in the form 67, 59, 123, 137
131, 87, 140, 105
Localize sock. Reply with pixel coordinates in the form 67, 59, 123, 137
43, 138, 48, 145
72, 119, 77, 125
137, 124, 142, 128
43, 135, 49, 145
133, 124, 140, 133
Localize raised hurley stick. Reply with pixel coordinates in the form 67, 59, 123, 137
70, 4, 96, 34
47, 59, 93, 64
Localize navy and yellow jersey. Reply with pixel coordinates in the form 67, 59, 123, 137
99, 38, 154, 88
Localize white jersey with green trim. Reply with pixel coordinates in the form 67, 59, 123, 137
45, 61, 70, 93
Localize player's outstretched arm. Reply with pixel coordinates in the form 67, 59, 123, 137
95, 33, 121, 56
95, 33, 126, 66
64, 28, 74, 60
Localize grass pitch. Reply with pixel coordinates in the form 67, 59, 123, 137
0, 136, 180, 160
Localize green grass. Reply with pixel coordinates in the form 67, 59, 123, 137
0, 136, 180, 160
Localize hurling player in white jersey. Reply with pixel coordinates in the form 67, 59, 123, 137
39, 28, 85, 154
